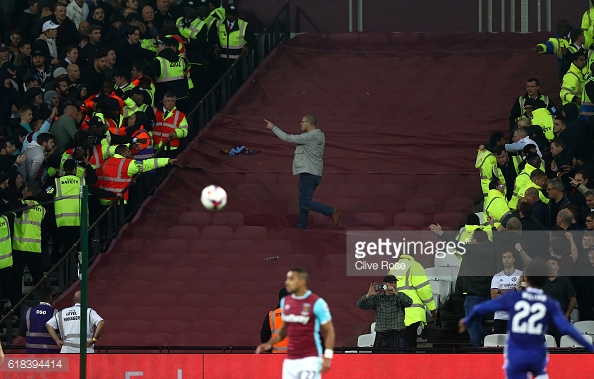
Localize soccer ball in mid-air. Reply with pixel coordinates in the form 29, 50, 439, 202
201, 185, 227, 211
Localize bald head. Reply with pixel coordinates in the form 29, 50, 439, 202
73, 290, 81, 304
63, 105, 78, 117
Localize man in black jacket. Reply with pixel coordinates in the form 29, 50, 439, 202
430, 224, 497, 347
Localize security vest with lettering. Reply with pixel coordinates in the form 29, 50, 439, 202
131, 127, 154, 160
55, 175, 84, 228
476, 149, 497, 197
155, 56, 186, 84
217, 19, 248, 59
492, 155, 522, 197
581, 75, 594, 119
153, 107, 186, 149
389, 255, 436, 326
484, 189, 511, 223
25, 303, 60, 354
0, 215, 13, 269
13, 200, 45, 253
98, 156, 133, 202
268, 308, 288, 353
531, 108, 555, 141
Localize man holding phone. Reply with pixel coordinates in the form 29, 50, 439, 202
357, 275, 412, 351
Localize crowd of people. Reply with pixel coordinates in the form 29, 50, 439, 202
0, 0, 258, 322
449, 5, 594, 348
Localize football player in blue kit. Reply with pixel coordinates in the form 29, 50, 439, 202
459, 260, 594, 379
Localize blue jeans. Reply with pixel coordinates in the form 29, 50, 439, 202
297, 173, 335, 229
464, 295, 489, 347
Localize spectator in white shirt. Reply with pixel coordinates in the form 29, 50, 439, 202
490, 250, 522, 334
505, 127, 542, 158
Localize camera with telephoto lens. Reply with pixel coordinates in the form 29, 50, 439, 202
375, 284, 387, 291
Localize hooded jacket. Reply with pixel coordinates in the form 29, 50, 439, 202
20, 141, 46, 185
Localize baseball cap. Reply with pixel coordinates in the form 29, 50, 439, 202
31, 50, 45, 58
1, 61, 15, 71
383, 275, 397, 283
0, 43, 7, 51
42, 20, 60, 33
225, 3, 237, 14
156, 37, 175, 47
130, 86, 145, 96
184, 0, 198, 7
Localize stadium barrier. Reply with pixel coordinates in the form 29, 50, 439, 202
1, 353, 593, 378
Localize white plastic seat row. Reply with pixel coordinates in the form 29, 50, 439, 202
484, 334, 558, 348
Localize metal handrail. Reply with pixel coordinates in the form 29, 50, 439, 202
1, 2, 291, 347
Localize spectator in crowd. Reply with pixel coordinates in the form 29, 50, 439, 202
115, 25, 152, 72
154, 0, 175, 31
34, 20, 61, 66
141, 5, 159, 37
490, 250, 522, 333
505, 127, 542, 158
549, 138, 574, 186
560, 50, 587, 106
430, 225, 496, 347
549, 231, 578, 276
544, 256, 577, 344
20, 132, 54, 186
357, 275, 412, 351
18, 286, 59, 353
54, 45, 78, 72
547, 178, 571, 226
514, 201, 547, 231
80, 25, 103, 69
575, 248, 594, 319
524, 186, 550, 229
37, 2, 79, 55
511, 168, 549, 211
18, 0, 40, 37
66, 0, 89, 29
50, 105, 80, 158
23, 50, 52, 89
585, 190, 594, 213
0, 69, 21, 126
585, 213, 594, 231
554, 116, 585, 153
46, 290, 105, 353
509, 78, 556, 132
24, 86, 51, 122
65, 63, 81, 89
22, 107, 57, 152
81, 50, 108, 95
260, 288, 289, 353
388, 254, 437, 348
492, 145, 521, 201
557, 208, 581, 231
90, 6, 106, 29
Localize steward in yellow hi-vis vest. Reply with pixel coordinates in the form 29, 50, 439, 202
12, 185, 46, 291
149, 37, 190, 103
560, 52, 587, 106
210, 4, 257, 62
476, 147, 497, 198
389, 256, 437, 348
484, 181, 511, 226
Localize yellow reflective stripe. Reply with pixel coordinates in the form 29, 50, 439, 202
415, 281, 430, 290
13, 237, 42, 244
0, 252, 12, 260
0, 235, 10, 243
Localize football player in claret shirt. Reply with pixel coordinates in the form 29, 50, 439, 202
256, 267, 335, 379
459, 259, 594, 379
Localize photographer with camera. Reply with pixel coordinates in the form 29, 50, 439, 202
357, 275, 412, 351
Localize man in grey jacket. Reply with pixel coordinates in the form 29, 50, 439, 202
21, 133, 55, 186
265, 115, 342, 229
